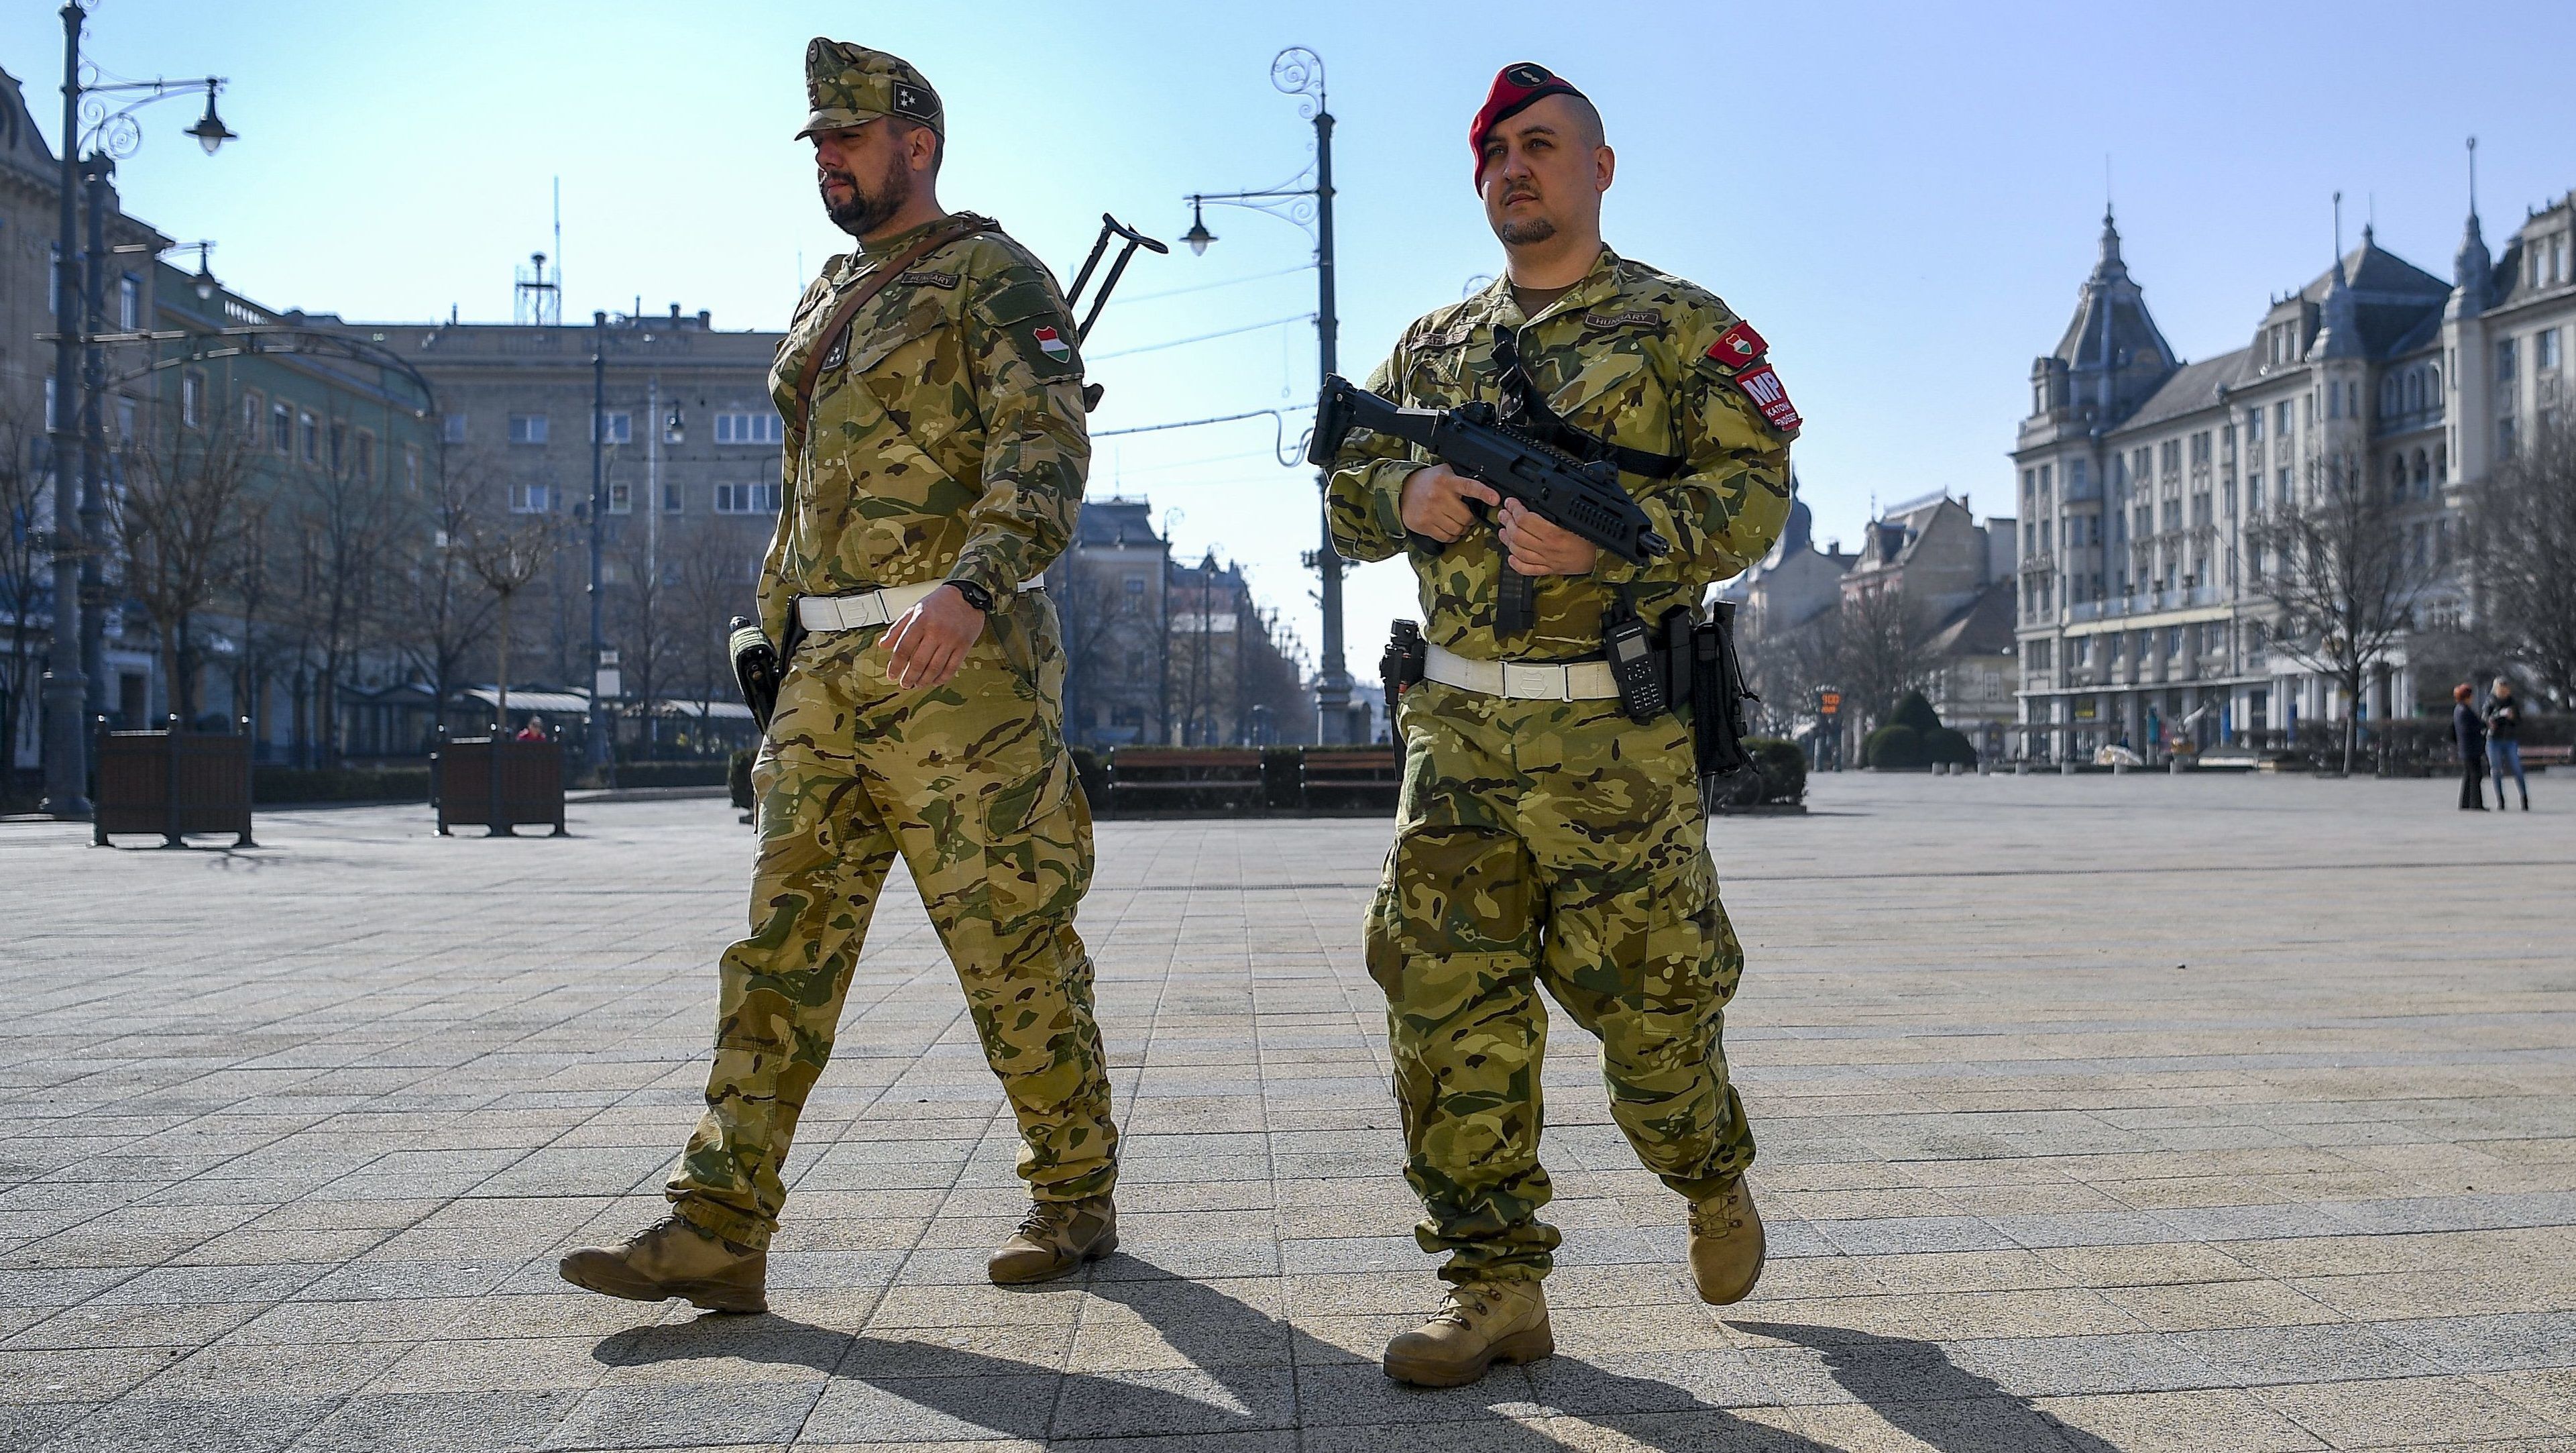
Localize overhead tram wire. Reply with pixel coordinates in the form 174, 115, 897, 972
1093, 405, 1317, 468
1099, 263, 1309, 309
1087, 313, 1315, 361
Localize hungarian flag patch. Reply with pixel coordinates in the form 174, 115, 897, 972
1705, 320, 1767, 372
1730, 361, 1802, 433
1031, 325, 1073, 363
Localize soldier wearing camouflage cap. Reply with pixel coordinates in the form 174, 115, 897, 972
1326, 62, 1797, 1387
562, 38, 1118, 1313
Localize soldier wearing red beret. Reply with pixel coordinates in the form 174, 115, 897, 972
1325, 62, 1800, 1387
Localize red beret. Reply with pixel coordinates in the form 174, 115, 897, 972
1470, 62, 1587, 189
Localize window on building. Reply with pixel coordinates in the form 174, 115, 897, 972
300, 413, 320, 464
240, 390, 261, 438
663, 484, 683, 514
2498, 337, 2518, 383
181, 370, 204, 429
117, 273, 139, 331
2541, 329, 2563, 372
714, 413, 784, 445
115, 396, 135, 443
714, 482, 781, 514
2190, 432, 2210, 466
2276, 401, 2292, 435
2021, 468, 2033, 503
591, 411, 632, 444
271, 402, 292, 454
508, 413, 548, 445
2500, 417, 2519, 458
2069, 458, 2088, 493
510, 482, 552, 513
328, 422, 346, 473
403, 447, 421, 492
355, 431, 375, 480
47, 242, 59, 317
607, 480, 632, 513
442, 413, 467, 444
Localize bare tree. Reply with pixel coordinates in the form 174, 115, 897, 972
2247, 455, 2434, 773
458, 510, 558, 738
2467, 419, 2576, 708
614, 532, 675, 755
280, 407, 415, 763
1743, 604, 1844, 740
667, 521, 757, 747
116, 419, 258, 724
0, 409, 44, 786
397, 455, 502, 746
1833, 585, 1934, 734
228, 493, 278, 752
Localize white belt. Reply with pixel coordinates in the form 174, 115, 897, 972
797, 580, 1040, 633
1423, 642, 1620, 701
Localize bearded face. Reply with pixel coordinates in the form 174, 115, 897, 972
818, 139, 910, 237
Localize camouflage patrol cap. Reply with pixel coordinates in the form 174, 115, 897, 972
796, 38, 943, 140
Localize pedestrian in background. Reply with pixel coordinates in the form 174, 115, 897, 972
2484, 678, 2530, 811
515, 716, 547, 743
2454, 684, 2487, 811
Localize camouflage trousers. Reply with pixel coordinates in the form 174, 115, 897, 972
667, 597, 1117, 1252
1366, 680, 1755, 1285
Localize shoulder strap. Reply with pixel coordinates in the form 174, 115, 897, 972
793, 213, 997, 433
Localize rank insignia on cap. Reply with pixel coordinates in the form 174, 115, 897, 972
1730, 361, 1802, 434
1705, 321, 1768, 372
1032, 325, 1072, 363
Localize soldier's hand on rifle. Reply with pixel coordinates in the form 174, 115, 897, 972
1400, 464, 1502, 543
1497, 498, 1600, 577
881, 584, 987, 691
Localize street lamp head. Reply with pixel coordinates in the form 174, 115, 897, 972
184, 82, 235, 156
1182, 199, 1215, 257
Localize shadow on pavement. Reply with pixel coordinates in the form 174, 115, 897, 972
1731, 1322, 2121, 1452
590, 1254, 1848, 1448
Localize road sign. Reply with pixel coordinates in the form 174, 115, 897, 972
1819, 691, 1842, 716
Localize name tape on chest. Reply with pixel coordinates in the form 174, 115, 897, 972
1581, 308, 1659, 329
897, 270, 960, 289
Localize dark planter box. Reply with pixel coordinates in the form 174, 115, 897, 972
433, 739, 567, 837
94, 726, 254, 847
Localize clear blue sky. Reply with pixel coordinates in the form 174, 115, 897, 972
9, 0, 2575, 674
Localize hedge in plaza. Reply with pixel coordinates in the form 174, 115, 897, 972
1865, 723, 1923, 768
252, 765, 432, 804
610, 760, 730, 790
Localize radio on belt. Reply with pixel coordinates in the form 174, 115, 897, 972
1604, 608, 1667, 723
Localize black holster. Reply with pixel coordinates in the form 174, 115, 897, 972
1382, 619, 1427, 715
1661, 601, 1759, 812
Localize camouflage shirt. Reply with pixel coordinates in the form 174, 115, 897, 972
758, 216, 1089, 645
1327, 245, 1795, 659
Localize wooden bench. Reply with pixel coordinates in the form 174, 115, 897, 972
2522, 743, 2569, 771
1107, 747, 1267, 814
1300, 745, 1402, 812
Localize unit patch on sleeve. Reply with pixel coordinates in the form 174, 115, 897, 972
1031, 324, 1074, 364
1704, 320, 1768, 373
1730, 360, 1802, 434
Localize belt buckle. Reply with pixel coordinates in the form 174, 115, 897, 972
1501, 661, 1563, 701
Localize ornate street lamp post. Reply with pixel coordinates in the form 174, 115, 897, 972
1180, 47, 1358, 744
39, 1, 232, 818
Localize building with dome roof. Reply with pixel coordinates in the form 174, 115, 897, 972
2009, 184, 2576, 761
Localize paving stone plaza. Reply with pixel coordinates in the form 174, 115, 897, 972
5, 773, 2573, 1452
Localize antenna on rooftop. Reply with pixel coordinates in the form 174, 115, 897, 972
513, 182, 565, 326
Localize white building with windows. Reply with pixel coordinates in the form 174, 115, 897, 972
2010, 191, 2576, 760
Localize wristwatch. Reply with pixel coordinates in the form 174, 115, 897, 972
948, 580, 995, 613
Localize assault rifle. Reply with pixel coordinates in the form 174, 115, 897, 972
1307, 375, 1671, 567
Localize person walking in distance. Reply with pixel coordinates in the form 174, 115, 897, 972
2483, 678, 2530, 812
560, 39, 1117, 1315
1324, 63, 1797, 1387
2454, 683, 2488, 812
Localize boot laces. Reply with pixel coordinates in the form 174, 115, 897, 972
1017, 1201, 1076, 1240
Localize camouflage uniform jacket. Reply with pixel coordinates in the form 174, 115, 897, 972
758, 216, 1090, 646
1327, 246, 1795, 659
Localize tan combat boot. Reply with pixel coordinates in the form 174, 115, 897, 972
1382, 1279, 1553, 1388
558, 1216, 767, 1313
1687, 1173, 1766, 1305
987, 1195, 1118, 1285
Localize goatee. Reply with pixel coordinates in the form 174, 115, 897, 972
1498, 215, 1558, 246
820, 156, 907, 237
